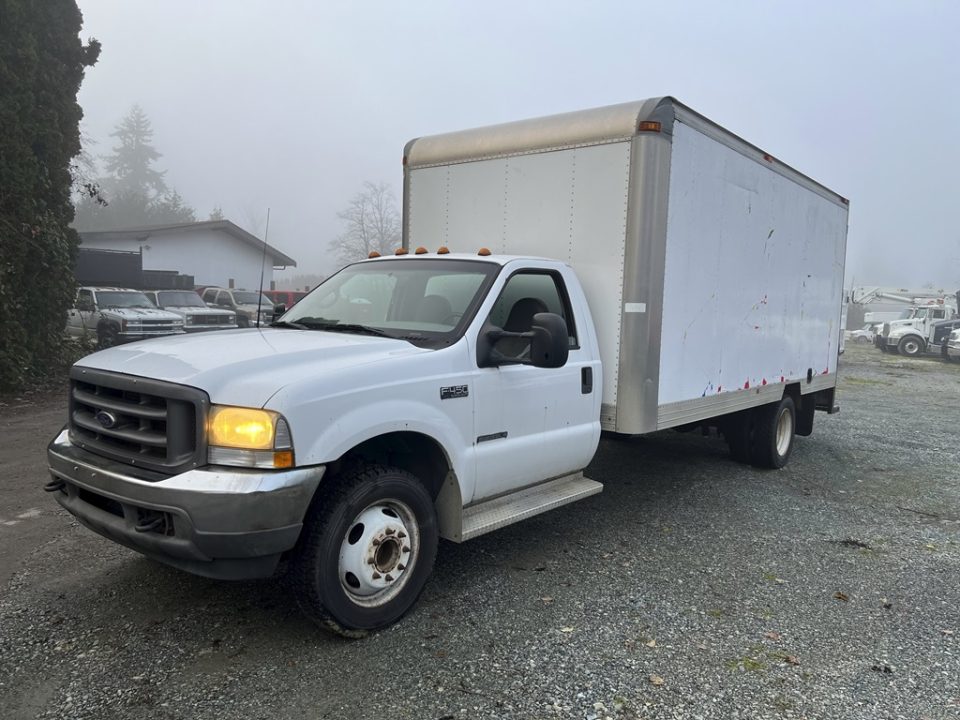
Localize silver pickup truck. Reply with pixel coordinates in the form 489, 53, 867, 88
66, 287, 185, 348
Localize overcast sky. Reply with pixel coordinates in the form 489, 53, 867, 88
76, 0, 960, 289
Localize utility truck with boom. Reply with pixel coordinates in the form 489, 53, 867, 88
45, 98, 848, 635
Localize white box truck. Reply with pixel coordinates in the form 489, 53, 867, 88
46, 97, 847, 636
403, 96, 849, 438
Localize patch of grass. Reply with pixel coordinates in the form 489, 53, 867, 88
726, 656, 765, 672
706, 608, 724, 619
841, 376, 893, 386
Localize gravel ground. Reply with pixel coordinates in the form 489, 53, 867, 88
1, 344, 958, 720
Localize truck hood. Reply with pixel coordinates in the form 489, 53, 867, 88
75, 328, 428, 406
164, 306, 234, 316
101, 307, 182, 321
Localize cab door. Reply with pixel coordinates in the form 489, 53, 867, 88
67, 289, 96, 338
471, 268, 599, 502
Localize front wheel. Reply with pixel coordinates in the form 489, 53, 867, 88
751, 396, 796, 469
290, 464, 438, 637
897, 336, 924, 357
97, 323, 119, 349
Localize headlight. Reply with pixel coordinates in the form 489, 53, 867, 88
184, 315, 194, 325
207, 405, 294, 469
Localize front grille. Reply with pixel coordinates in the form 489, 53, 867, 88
197, 314, 232, 326
69, 368, 208, 475
135, 320, 181, 331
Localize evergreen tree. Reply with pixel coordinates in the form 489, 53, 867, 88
0, 0, 100, 391
73, 105, 197, 229
102, 104, 167, 198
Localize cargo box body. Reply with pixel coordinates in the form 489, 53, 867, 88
403, 97, 848, 434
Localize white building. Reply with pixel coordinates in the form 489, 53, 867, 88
79, 220, 297, 290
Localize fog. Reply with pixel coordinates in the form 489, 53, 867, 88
76, 0, 960, 288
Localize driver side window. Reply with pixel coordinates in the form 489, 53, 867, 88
77, 289, 94, 311
487, 272, 577, 359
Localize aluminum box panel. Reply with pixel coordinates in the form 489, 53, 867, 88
657, 121, 848, 411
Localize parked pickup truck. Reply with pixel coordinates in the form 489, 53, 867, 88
200, 287, 278, 327
46, 98, 848, 636
142, 290, 238, 332
66, 287, 185, 348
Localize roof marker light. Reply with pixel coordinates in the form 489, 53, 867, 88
638, 121, 661, 133
437, 246, 450, 255
368, 251, 381, 258
395, 247, 408, 256
415, 246, 428, 254
477, 247, 491, 256
763, 153, 774, 162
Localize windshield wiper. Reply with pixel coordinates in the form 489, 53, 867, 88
315, 323, 393, 338
289, 317, 391, 337
269, 320, 308, 330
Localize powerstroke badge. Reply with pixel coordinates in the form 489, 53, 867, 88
440, 385, 469, 400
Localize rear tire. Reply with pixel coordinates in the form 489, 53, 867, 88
290, 464, 438, 638
751, 396, 796, 469
723, 411, 754, 464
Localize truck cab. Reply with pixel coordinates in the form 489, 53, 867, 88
878, 303, 959, 356
48, 253, 601, 635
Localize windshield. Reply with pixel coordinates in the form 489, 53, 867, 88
233, 291, 273, 305
281, 258, 499, 345
96, 291, 155, 309
157, 291, 205, 307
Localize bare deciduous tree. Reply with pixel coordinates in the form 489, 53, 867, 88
330, 181, 401, 265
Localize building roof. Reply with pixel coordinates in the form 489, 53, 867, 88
79, 220, 297, 268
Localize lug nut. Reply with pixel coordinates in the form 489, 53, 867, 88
372, 572, 382, 579
372, 538, 381, 546
384, 574, 394, 582
397, 531, 407, 539
385, 528, 395, 535
402, 546, 411, 553
397, 563, 406, 571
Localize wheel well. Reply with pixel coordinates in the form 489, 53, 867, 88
332, 432, 450, 500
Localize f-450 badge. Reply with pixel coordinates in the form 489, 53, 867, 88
440, 385, 469, 400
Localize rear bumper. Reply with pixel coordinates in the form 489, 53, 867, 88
46, 430, 324, 579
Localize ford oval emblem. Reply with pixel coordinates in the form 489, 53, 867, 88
94, 410, 119, 429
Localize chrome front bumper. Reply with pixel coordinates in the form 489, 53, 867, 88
46, 429, 324, 579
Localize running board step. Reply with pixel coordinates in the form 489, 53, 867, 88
458, 473, 603, 542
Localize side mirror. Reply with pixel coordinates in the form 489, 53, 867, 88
477, 312, 569, 368
528, 313, 569, 368
274, 303, 286, 315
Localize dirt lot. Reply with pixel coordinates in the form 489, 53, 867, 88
1, 345, 958, 720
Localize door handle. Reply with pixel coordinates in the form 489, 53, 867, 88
581, 367, 593, 394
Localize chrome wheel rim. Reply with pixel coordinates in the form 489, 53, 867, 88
338, 500, 419, 608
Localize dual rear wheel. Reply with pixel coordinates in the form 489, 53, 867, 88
723, 395, 796, 469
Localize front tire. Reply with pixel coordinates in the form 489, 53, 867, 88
97, 323, 119, 349
898, 336, 924, 357
290, 464, 438, 637
751, 396, 796, 469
